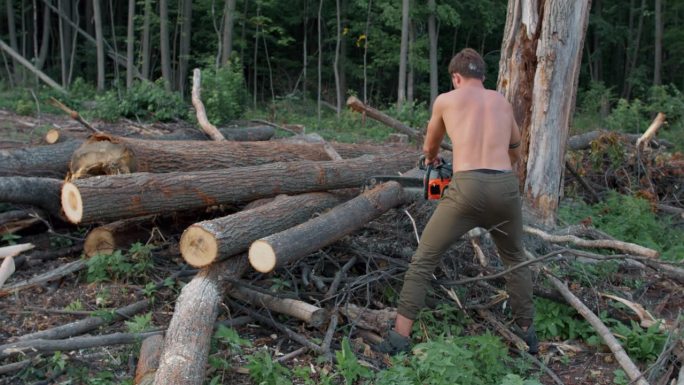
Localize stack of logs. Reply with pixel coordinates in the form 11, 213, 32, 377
0, 94, 682, 385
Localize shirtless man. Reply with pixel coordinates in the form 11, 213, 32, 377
375, 48, 538, 355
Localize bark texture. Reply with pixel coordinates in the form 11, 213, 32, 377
0, 140, 81, 178
135, 334, 164, 385
181, 193, 341, 267
63, 154, 414, 224
84, 216, 156, 257
249, 181, 407, 273
0, 177, 63, 216
229, 286, 327, 327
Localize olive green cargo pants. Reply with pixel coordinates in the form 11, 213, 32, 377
397, 170, 534, 324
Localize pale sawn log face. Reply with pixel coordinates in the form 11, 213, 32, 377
181, 192, 341, 267
251, 181, 407, 272
65, 154, 415, 224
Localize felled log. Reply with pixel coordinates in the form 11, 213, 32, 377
84, 216, 156, 257
567, 130, 673, 150
68, 133, 357, 178
154, 256, 250, 385
0, 177, 63, 217
44, 128, 69, 144
0, 256, 15, 288
135, 334, 164, 385
249, 181, 408, 273
0, 140, 81, 178
228, 286, 327, 327
0, 210, 42, 235
158, 125, 274, 141
0, 259, 85, 297
62, 154, 414, 224
636, 112, 666, 150
180, 193, 341, 267
340, 304, 396, 334
47, 97, 100, 133
0, 243, 35, 259
191, 68, 225, 141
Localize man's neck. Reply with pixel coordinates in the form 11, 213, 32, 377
458, 80, 485, 89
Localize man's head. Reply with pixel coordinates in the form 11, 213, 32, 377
448, 48, 485, 89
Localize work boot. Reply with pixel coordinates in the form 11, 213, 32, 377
372, 330, 411, 355
511, 323, 539, 355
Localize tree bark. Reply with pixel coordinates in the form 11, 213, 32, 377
126, 0, 135, 88
61, 154, 415, 224
135, 334, 163, 385
177, 0, 192, 94
84, 216, 155, 257
229, 286, 327, 327
249, 181, 407, 273
5, 0, 20, 83
333, 0, 342, 117
221, 0, 236, 65
427, 0, 438, 109
92, 0, 105, 91
654, 0, 663, 86
317, 0, 323, 122
181, 192, 341, 267
159, 0, 172, 90
0, 177, 63, 216
141, 0, 151, 79
567, 130, 673, 150
0, 140, 81, 178
191, 68, 226, 140
157, 125, 275, 141
67, 134, 367, 178
498, 0, 591, 227
397, 0, 409, 108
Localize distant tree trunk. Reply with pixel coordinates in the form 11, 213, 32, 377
57, 0, 71, 87
302, 1, 308, 97
36, 2, 50, 70
623, 0, 646, 98
333, 0, 342, 117
428, 0, 438, 109
654, 0, 663, 85
141, 0, 151, 80
497, 0, 592, 227
339, 0, 348, 107
363, 0, 372, 104
252, 5, 260, 109
93, 0, 105, 91
317, 0, 323, 123
126, 0, 135, 88
177, 0, 192, 94
5, 0, 19, 83
159, 0, 172, 90
221, 0, 236, 65
397, 0, 409, 108
407, 20, 415, 104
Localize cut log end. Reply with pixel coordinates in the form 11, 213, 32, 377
61, 183, 83, 224
44, 129, 60, 144
84, 228, 115, 257
180, 226, 219, 268
249, 240, 276, 273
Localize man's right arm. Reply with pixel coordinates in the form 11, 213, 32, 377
508, 111, 522, 167
423, 95, 446, 165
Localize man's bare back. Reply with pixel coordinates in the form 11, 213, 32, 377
424, 83, 521, 173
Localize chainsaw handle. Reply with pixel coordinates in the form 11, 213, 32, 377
419, 155, 445, 170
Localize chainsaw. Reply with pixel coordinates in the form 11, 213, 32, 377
365, 155, 452, 200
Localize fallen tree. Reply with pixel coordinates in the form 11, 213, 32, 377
84, 216, 157, 257
249, 181, 408, 273
0, 140, 81, 178
180, 193, 342, 267
228, 285, 327, 327
61, 154, 414, 224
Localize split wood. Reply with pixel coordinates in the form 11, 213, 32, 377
191, 68, 226, 141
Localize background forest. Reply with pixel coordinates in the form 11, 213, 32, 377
1, 0, 683, 141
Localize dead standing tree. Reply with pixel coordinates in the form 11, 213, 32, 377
497, 0, 592, 227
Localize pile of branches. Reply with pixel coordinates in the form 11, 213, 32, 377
0, 92, 682, 385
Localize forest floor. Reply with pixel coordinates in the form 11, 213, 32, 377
1, 108, 681, 385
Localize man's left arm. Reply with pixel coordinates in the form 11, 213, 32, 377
423, 96, 446, 165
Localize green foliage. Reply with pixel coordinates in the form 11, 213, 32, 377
64, 299, 84, 312
86, 242, 156, 283
375, 334, 539, 385
214, 325, 252, 353
201, 59, 248, 125
613, 369, 629, 385
385, 100, 431, 131
611, 321, 666, 362
125, 313, 154, 333
1, 233, 21, 246
558, 191, 684, 261
336, 337, 373, 385
247, 350, 292, 385
15, 98, 35, 116
412, 303, 467, 340
534, 298, 596, 342
94, 79, 187, 122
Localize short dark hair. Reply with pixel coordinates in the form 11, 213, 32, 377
448, 48, 485, 80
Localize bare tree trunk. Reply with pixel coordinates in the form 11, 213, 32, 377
93, 0, 105, 91
36, 2, 50, 70
654, 0, 663, 85
221, 0, 236, 65
159, 0, 172, 90
363, 0, 372, 104
407, 20, 415, 104
126, 0, 135, 88
428, 0, 438, 109
0, 38, 67, 94
141, 0, 151, 80
177, 0, 192, 94
317, 0, 323, 123
57, 0, 71, 87
498, 0, 592, 227
6, 0, 20, 83
333, 0, 342, 117
397, 0, 409, 108
252, 5, 260, 109
302, 1, 308, 96
623, 0, 646, 98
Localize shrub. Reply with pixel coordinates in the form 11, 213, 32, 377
94, 79, 187, 122
201, 58, 248, 125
